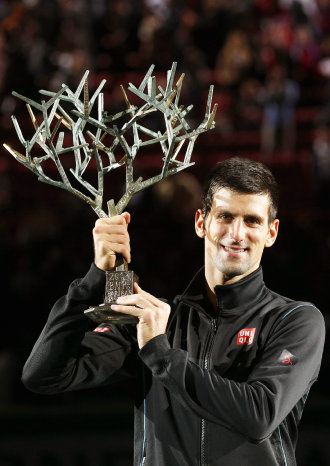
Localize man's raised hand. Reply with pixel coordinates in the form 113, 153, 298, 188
93, 212, 131, 271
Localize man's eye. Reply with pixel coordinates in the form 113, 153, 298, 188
219, 213, 233, 221
245, 217, 260, 225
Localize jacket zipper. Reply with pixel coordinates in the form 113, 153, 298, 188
200, 317, 218, 466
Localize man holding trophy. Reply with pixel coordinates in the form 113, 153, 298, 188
22, 157, 324, 466
6, 65, 325, 465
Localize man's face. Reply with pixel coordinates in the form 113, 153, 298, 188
195, 188, 279, 285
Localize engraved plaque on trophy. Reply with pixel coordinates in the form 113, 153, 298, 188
4, 63, 217, 324
85, 261, 139, 324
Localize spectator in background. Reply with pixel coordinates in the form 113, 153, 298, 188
215, 30, 253, 87
235, 78, 262, 130
290, 24, 320, 80
260, 65, 300, 156
312, 125, 330, 204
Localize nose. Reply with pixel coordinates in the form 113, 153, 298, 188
229, 218, 245, 242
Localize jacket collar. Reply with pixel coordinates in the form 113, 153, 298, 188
178, 266, 267, 316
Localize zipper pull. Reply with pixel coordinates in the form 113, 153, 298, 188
211, 319, 217, 333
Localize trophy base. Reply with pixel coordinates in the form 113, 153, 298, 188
84, 304, 138, 324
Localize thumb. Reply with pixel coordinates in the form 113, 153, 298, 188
121, 211, 131, 225
133, 282, 141, 294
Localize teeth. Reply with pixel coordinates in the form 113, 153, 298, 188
224, 246, 245, 253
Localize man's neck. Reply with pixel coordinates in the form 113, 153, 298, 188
204, 263, 259, 310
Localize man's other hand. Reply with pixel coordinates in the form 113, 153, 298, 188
111, 283, 171, 348
93, 212, 131, 271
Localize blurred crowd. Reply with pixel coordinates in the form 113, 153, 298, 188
1, 0, 330, 151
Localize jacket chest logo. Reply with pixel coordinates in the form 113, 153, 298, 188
93, 326, 111, 333
237, 328, 256, 345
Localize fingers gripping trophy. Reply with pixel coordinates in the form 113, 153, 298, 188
4, 63, 217, 324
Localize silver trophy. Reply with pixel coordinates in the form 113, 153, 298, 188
4, 62, 217, 324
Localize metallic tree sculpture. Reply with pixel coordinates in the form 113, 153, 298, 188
4, 62, 217, 323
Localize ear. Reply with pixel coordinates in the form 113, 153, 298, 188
195, 209, 206, 238
265, 219, 279, 248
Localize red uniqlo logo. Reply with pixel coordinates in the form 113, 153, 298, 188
237, 328, 256, 345
94, 326, 111, 333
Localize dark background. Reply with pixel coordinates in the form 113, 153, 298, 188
0, 1, 329, 465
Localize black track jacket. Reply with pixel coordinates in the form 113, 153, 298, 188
22, 264, 325, 466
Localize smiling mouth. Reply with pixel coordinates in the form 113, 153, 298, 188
222, 245, 248, 254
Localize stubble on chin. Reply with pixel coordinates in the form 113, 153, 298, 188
214, 254, 251, 281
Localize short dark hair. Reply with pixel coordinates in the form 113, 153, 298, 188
202, 157, 279, 222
